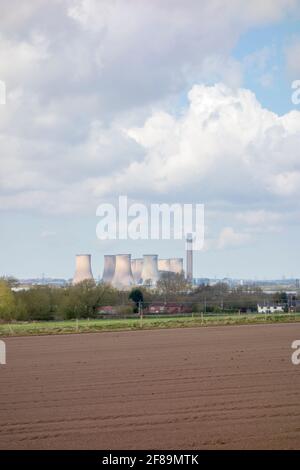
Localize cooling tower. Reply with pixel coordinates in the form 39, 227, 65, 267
186, 233, 193, 282
102, 255, 116, 284
158, 259, 171, 272
73, 254, 94, 285
169, 258, 184, 274
131, 258, 143, 284
111, 254, 134, 290
141, 254, 160, 286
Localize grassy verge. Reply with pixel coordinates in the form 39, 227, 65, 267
1, 313, 300, 337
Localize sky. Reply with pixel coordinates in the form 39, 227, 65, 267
1, 0, 300, 280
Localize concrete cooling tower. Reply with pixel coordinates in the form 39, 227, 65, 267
102, 255, 116, 284
111, 254, 134, 290
169, 258, 184, 275
141, 255, 160, 286
73, 254, 94, 285
131, 258, 143, 284
158, 259, 171, 272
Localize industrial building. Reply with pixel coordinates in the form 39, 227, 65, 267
169, 258, 184, 274
158, 259, 171, 272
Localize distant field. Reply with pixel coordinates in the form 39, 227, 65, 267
1, 313, 300, 336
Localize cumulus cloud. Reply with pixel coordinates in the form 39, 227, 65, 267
1, 82, 300, 219
94, 83, 300, 207
0, 0, 299, 217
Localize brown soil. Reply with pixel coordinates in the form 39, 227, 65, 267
1, 323, 300, 449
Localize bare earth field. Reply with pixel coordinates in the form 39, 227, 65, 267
1, 323, 300, 450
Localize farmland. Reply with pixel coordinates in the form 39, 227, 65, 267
1, 323, 300, 449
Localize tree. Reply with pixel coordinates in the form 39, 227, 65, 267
59, 281, 119, 319
0, 280, 15, 321
20, 286, 55, 321
128, 288, 144, 312
0, 276, 19, 288
156, 272, 189, 301
273, 291, 288, 305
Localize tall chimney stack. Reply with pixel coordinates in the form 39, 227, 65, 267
186, 233, 193, 283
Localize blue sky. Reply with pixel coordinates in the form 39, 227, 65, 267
234, 15, 300, 114
0, 0, 300, 280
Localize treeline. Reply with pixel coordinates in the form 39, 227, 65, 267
0, 279, 126, 321
0, 275, 293, 322
156, 276, 279, 312
187, 283, 267, 312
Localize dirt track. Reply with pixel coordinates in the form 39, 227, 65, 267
1, 323, 300, 449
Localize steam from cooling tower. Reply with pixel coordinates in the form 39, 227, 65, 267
102, 255, 116, 283
73, 254, 94, 285
141, 254, 160, 286
169, 258, 184, 274
111, 254, 134, 290
131, 258, 143, 284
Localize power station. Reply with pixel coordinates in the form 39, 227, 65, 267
73, 238, 194, 289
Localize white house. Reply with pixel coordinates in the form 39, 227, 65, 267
257, 304, 284, 314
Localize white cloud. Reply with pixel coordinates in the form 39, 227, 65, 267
0, 0, 299, 216
95, 83, 300, 205
217, 227, 252, 249
2, 82, 300, 217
